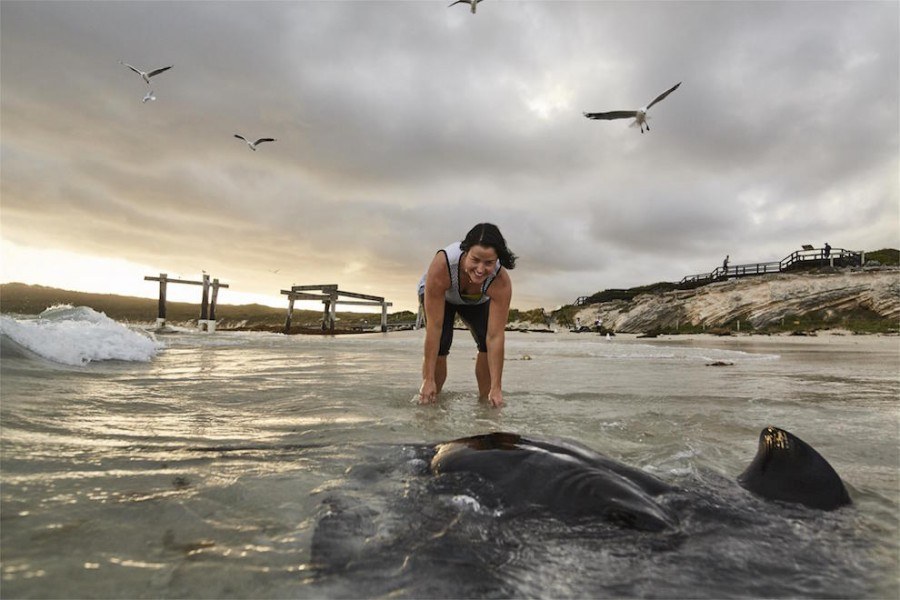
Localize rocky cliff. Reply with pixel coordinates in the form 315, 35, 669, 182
571, 268, 900, 334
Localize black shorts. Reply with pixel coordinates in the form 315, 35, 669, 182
420, 295, 490, 355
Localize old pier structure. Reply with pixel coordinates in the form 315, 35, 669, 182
282, 284, 393, 333
144, 273, 229, 331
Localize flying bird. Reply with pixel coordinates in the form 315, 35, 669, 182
142, 90, 156, 103
584, 82, 681, 133
234, 134, 277, 151
449, 0, 482, 13
119, 61, 174, 85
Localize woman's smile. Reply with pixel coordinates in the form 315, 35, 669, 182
463, 244, 499, 286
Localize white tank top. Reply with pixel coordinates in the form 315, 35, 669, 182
417, 242, 500, 305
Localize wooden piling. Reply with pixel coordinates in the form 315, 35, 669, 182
157, 273, 167, 327
210, 279, 220, 321
322, 299, 331, 331
415, 301, 424, 330
200, 274, 210, 323
329, 291, 337, 333
284, 296, 295, 333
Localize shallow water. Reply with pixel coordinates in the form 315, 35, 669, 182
1, 313, 898, 598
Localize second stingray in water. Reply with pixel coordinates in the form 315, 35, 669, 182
429, 427, 851, 532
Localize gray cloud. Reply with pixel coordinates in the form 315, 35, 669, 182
1, 0, 897, 311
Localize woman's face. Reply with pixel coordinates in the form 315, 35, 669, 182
463, 244, 499, 284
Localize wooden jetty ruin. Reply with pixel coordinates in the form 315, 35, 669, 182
281, 284, 393, 333
144, 273, 229, 331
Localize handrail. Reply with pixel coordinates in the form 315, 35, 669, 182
679, 247, 861, 285
577, 247, 863, 306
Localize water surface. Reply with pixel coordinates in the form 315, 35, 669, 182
2, 311, 897, 598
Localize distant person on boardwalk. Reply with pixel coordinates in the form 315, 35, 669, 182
417, 223, 516, 408
824, 243, 831, 259
723, 255, 730, 270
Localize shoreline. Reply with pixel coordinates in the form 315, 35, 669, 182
556, 328, 898, 341
2, 277, 897, 337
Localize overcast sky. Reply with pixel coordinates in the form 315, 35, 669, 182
1, 1, 897, 313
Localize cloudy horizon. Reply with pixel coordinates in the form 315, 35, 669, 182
1, 1, 897, 313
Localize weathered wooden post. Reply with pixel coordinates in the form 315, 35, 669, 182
284, 294, 295, 333
381, 301, 388, 332
321, 299, 331, 331
143, 273, 170, 329
208, 278, 220, 333
157, 273, 167, 329
199, 273, 210, 331
329, 290, 338, 333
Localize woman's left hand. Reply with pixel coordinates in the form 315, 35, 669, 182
487, 388, 504, 408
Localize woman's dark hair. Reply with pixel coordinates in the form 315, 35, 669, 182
460, 223, 517, 270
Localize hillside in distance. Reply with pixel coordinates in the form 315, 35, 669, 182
559, 267, 899, 335
0, 283, 416, 330
3, 247, 898, 335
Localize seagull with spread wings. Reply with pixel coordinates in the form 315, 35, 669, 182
449, 0, 482, 14
119, 61, 174, 85
234, 134, 277, 151
584, 82, 681, 133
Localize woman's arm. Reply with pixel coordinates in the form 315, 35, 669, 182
485, 269, 512, 407
419, 252, 449, 403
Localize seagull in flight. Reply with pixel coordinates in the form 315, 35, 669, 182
449, 0, 482, 13
142, 90, 156, 103
584, 82, 681, 133
119, 61, 174, 85
234, 134, 277, 151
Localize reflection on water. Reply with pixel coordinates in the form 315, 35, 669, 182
1, 330, 898, 598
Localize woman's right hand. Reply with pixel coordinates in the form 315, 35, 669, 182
418, 379, 438, 404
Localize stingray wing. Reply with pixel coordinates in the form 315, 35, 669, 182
646, 82, 681, 110
583, 110, 637, 121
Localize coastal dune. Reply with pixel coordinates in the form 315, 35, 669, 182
572, 268, 899, 334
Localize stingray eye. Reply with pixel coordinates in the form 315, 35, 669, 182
773, 430, 790, 450
763, 427, 790, 450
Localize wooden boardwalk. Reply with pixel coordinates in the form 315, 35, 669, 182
573, 246, 864, 306
679, 247, 863, 286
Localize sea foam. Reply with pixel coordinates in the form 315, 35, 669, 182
0, 305, 162, 366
